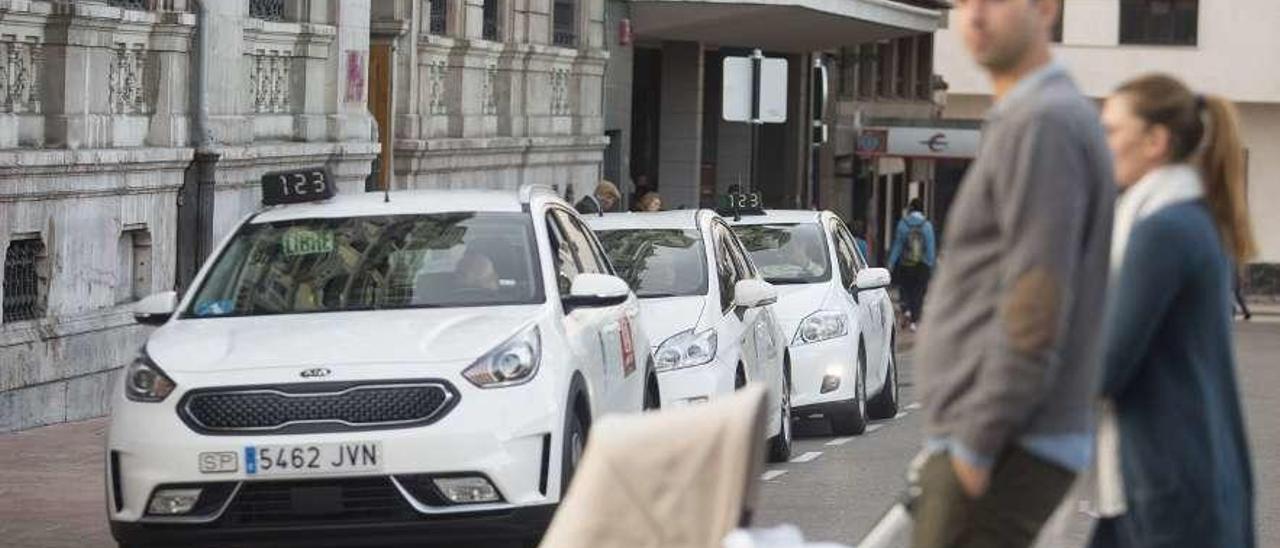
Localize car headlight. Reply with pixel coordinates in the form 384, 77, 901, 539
125, 351, 176, 403
794, 311, 848, 345
654, 328, 717, 372
463, 326, 542, 388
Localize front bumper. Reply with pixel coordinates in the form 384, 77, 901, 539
788, 335, 859, 410
110, 502, 557, 547
654, 357, 737, 408
107, 372, 566, 543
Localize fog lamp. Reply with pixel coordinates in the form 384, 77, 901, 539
434, 477, 500, 504
147, 488, 202, 515
821, 374, 842, 394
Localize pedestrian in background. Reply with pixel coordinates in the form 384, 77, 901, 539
911, 0, 1116, 546
1090, 73, 1256, 548
637, 191, 663, 212
887, 198, 936, 332
576, 180, 621, 215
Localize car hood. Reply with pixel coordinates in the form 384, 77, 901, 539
770, 283, 836, 339
636, 296, 706, 347
148, 306, 543, 373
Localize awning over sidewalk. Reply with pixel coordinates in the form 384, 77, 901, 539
632, 0, 945, 52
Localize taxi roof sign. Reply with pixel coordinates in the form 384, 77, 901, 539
261, 167, 336, 206
715, 191, 765, 220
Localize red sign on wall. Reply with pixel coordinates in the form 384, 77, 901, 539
344, 50, 366, 104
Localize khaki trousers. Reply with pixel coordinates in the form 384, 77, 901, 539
912, 448, 1076, 548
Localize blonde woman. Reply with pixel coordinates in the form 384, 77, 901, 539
1092, 74, 1256, 547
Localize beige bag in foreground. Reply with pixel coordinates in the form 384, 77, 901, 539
539, 384, 769, 548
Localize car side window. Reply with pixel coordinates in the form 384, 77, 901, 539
546, 212, 582, 296
567, 214, 616, 276
712, 226, 738, 314
838, 224, 870, 271
828, 221, 856, 291
726, 228, 758, 280
551, 209, 607, 275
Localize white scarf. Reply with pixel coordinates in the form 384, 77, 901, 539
1095, 163, 1204, 517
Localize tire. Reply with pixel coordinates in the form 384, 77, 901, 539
868, 333, 900, 420
560, 401, 588, 497
767, 361, 793, 463
829, 343, 868, 436
643, 371, 661, 411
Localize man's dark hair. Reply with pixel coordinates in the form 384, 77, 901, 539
909, 198, 924, 213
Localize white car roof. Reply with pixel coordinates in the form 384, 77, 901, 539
725, 209, 826, 226
250, 189, 533, 223
585, 210, 712, 231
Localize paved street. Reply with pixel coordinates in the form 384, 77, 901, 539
755, 317, 1280, 547
1, 319, 1277, 547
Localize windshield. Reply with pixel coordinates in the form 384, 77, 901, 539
595, 229, 708, 298
187, 212, 544, 318
731, 223, 831, 284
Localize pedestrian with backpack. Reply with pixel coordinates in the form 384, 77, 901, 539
888, 198, 937, 332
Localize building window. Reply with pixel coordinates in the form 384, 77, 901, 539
1120, 0, 1198, 46
483, 0, 501, 41
916, 34, 934, 100
107, 0, 148, 9
877, 41, 894, 98
1052, 5, 1064, 42
553, 0, 577, 47
3, 237, 48, 323
895, 37, 913, 99
250, 0, 285, 22
857, 43, 876, 99
117, 229, 153, 305
428, 0, 450, 35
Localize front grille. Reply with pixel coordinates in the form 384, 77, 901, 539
181, 381, 457, 435
223, 477, 417, 526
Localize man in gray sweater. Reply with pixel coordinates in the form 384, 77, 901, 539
911, 0, 1115, 546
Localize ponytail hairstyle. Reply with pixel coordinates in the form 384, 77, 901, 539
1116, 74, 1258, 263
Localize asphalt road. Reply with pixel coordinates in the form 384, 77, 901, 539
752, 318, 1280, 548
1, 320, 1275, 548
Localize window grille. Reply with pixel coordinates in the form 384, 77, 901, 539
429, 0, 449, 35
552, 0, 576, 47
3, 238, 46, 323
107, 0, 149, 10
250, 0, 285, 22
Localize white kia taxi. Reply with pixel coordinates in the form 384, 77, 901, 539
588, 209, 793, 462
107, 172, 656, 547
728, 208, 898, 436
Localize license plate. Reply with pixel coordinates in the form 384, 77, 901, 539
244, 442, 382, 477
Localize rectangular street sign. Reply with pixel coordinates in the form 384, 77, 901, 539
722, 53, 788, 124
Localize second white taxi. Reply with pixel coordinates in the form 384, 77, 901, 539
589, 210, 794, 462
729, 209, 899, 435
107, 176, 655, 547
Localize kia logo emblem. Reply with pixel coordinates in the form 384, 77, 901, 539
299, 368, 332, 379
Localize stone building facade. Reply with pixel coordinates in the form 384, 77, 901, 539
370, 0, 608, 201
0, 0, 378, 432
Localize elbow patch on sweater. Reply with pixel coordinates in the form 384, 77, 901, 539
1002, 268, 1060, 354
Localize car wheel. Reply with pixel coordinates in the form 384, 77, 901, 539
867, 333, 900, 420
829, 343, 868, 436
560, 402, 588, 497
767, 363, 793, 463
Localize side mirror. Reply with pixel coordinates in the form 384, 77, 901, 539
563, 273, 631, 310
134, 291, 178, 326
856, 268, 891, 292
734, 279, 778, 309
